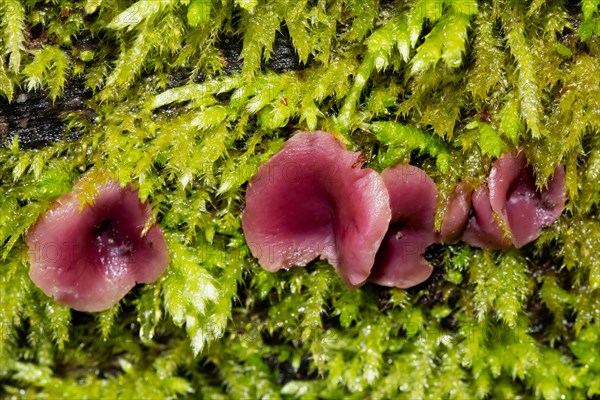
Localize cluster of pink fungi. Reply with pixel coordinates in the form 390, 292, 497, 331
242, 131, 566, 289
25, 131, 565, 312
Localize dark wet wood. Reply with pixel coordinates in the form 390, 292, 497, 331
0, 26, 302, 150
0, 78, 96, 149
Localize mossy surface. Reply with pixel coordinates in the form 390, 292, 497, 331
1, 0, 599, 398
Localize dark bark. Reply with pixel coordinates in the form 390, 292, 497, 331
0, 27, 301, 150
0, 79, 95, 149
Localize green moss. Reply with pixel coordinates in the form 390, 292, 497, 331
1, 0, 600, 398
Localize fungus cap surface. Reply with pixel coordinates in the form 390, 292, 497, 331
241, 131, 391, 288
369, 164, 437, 288
26, 181, 169, 312
440, 182, 473, 244
462, 184, 512, 249
488, 151, 566, 248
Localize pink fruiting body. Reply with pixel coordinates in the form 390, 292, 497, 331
26, 181, 168, 312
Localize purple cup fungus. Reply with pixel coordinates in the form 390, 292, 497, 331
368, 164, 438, 288
461, 184, 512, 249
439, 182, 473, 244
458, 151, 565, 249
241, 131, 391, 288
25, 180, 169, 312
487, 151, 566, 248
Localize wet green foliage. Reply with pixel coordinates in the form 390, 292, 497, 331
1, 0, 599, 398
